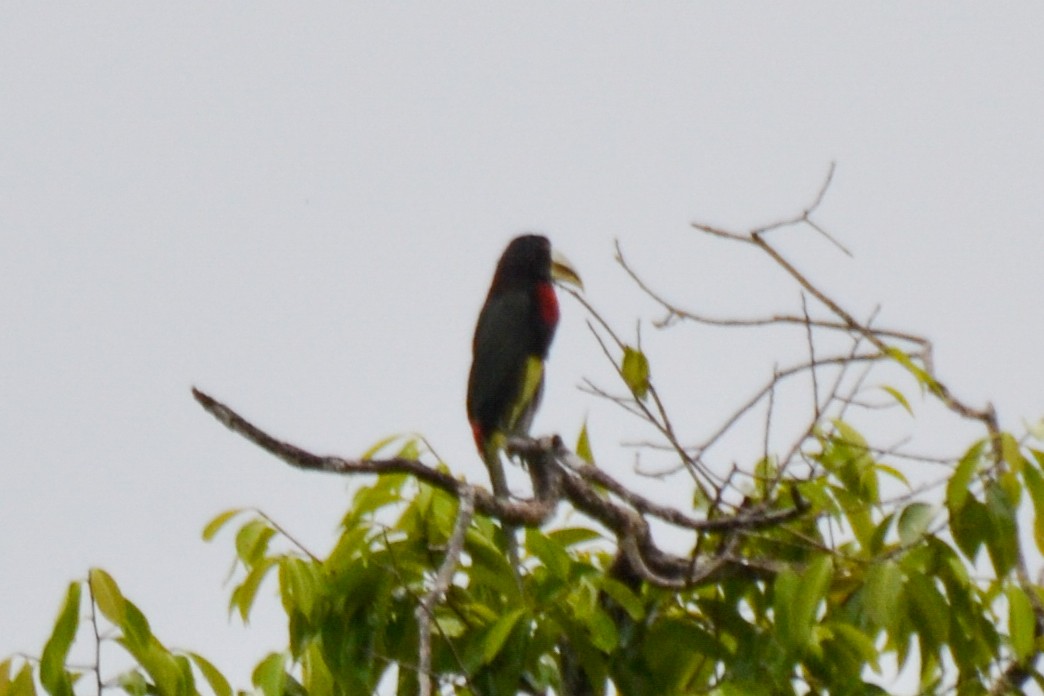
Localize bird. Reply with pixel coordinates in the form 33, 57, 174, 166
467, 234, 582, 519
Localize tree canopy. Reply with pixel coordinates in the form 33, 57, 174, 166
5, 181, 1043, 695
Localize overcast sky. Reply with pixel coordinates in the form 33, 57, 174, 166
3, 5, 1042, 690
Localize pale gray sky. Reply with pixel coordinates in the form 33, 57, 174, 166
3, 5, 1042, 690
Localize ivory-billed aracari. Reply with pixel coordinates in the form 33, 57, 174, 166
467, 234, 582, 507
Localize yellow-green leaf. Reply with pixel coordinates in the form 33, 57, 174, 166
116, 671, 147, 696
188, 652, 231, 696
525, 529, 571, 579
621, 346, 650, 400
575, 420, 594, 464
231, 557, 278, 622
1000, 433, 1029, 473
89, 568, 125, 625
597, 577, 645, 622
360, 433, 402, 459
121, 599, 154, 650
826, 622, 880, 670
279, 558, 319, 618
773, 567, 804, 652
1022, 462, 1044, 555
985, 482, 1017, 576
587, 606, 619, 653
548, 527, 602, 548
480, 609, 525, 665
884, 346, 939, 395
252, 653, 286, 696
396, 437, 421, 461
202, 508, 245, 542
0, 659, 11, 696
864, 561, 903, 630
40, 582, 80, 696
880, 385, 913, 415
6, 662, 37, 696
235, 519, 276, 565
793, 557, 833, 642
905, 573, 950, 647
875, 462, 909, 488
947, 440, 984, 512
1007, 585, 1034, 662
898, 503, 936, 546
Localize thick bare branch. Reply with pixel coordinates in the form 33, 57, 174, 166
192, 387, 555, 526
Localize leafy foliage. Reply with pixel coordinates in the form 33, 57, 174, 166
9, 423, 1044, 694
6, 226, 1044, 694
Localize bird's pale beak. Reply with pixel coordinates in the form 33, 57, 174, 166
550, 249, 583, 291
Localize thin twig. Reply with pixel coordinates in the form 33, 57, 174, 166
417, 487, 475, 696
87, 575, 103, 696
801, 294, 820, 422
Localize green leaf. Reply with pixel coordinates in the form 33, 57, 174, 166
174, 655, 196, 696
1, 660, 36, 696
252, 653, 286, 696
548, 527, 602, 548
904, 574, 949, 647
396, 437, 421, 461
123, 637, 184, 696
360, 433, 403, 459
640, 616, 723, 690
869, 512, 895, 555
89, 568, 125, 625
116, 670, 148, 696
480, 609, 525, 665
898, 503, 936, 546
1006, 585, 1034, 663
0, 659, 11, 696
876, 462, 909, 487
826, 622, 880, 669
343, 474, 407, 528
465, 529, 520, 598
235, 519, 276, 566
586, 606, 619, 653
951, 498, 988, 561
884, 346, 940, 395
187, 653, 231, 696
1021, 462, 1044, 555
985, 482, 1018, 576
40, 582, 81, 696
231, 557, 278, 622
202, 508, 245, 541
120, 599, 154, 650
999, 471, 1022, 508
575, 420, 594, 464
525, 529, 571, 579
947, 440, 984, 512
596, 577, 645, 622
6, 662, 37, 696
864, 561, 903, 631
792, 557, 832, 647
1000, 433, 1028, 473
773, 567, 804, 652
279, 557, 319, 619
880, 385, 913, 415
621, 346, 650, 400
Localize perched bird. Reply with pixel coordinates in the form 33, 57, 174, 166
467, 234, 583, 505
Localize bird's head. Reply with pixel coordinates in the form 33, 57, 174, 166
493, 234, 583, 292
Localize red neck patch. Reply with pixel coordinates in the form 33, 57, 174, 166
536, 281, 560, 328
